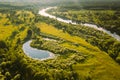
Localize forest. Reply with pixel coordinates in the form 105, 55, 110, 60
0, 0, 120, 80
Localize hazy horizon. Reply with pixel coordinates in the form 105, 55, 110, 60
0, 0, 119, 2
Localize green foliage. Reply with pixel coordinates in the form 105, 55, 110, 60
0, 73, 5, 80
46, 7, 120, 63
37, 22, 120, 79
116, 58, 120, 64
10, 31, 19, 39
24, 29, 32, 41
0, 2, 120, 80
0, 40, 7, 49
12, 74, 21, 80
116, 53, 120, 64
31, 39, 75, 55
5, 72, 11, 80
33, 72, 50, 80
49, 7, 120, 35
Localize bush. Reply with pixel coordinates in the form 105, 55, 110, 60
116, 56, 120, 64
0, 41, 7, 49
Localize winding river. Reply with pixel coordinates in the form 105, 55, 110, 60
22, 40, 55, 60
23, 7, 120, 60
38, 7, 120, 41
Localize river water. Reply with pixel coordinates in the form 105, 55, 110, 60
38, 7, 120, 41
22, 40, 55, 60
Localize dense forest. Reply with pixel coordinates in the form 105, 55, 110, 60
0, 1, 120, 80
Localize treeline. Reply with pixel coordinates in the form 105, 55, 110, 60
61, 1, 120, 10
0, 2, 41, 14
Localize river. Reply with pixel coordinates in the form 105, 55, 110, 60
23, 7, 120, 60
22, 40, 55, 60
38, 7, 120, 41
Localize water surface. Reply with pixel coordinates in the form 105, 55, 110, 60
23, 40, 55, 60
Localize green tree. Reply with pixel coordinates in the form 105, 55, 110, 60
0, 41, 7, 49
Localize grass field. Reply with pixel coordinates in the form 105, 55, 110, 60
0, 14, 15, 40
37, 22, 120, 80
0, 12, 28, 44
